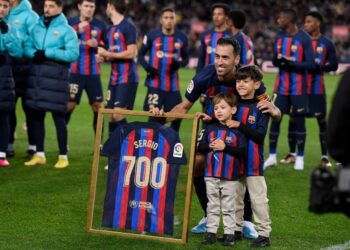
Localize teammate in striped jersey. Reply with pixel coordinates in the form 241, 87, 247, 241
227, 9, 254, 65
66, 0, 108, 134
138, 7, 188, 132
97, 0, 139, 135
264, 8, 315, 170
197, 93, 246, 246
303, 11, 338, 167
101, 121, 187, 235
226, 65, 271, 248
197, 3, 231, 73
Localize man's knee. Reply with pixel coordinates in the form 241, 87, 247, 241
91, 102, 102, 112
67, 102, 76, 112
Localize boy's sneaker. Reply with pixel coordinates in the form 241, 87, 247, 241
243, 221, 258, 239
191, 217, 207, 234
0, 159, 10, 167
202, 232, 216, 245
293, 156, 304, 170
54, 156, 69, 169
320, 157, 332, 168
26, 150, 36, 160
250, 235, 271, 248
222, 234, 235, 246
280, 154, 296, 164
217, 231, 242, 242
24, 154, 46, 166
263, 155, 277, 169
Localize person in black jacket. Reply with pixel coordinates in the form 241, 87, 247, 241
0, 0, 23, 167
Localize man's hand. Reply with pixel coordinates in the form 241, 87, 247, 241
86, 38, 98, 47
146, 66, 159, 76
97, 46, 109, 58
78, 21, 89, 34
257, 99, 281, 121
95, 54, 105, 63
149, 106, 164, 116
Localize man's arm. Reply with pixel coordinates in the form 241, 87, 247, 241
256, 99, 281, 122
150, 98, 194, 122
98, 44, 136, 60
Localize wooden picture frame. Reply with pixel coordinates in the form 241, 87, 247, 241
87, 108, 199, 244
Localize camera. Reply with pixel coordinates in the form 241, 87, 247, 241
309, 164, 350, 217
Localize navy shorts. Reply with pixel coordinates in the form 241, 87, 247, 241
69, 74, 103, 104
143, 87, 182, 112
273, 94, 309, 115
307, 94, 326, 118
105, 82, 138, 109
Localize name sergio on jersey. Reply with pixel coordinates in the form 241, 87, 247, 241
134, 140, 159, 150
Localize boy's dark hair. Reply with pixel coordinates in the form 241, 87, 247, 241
306, 11, 323, 23
236, 65, 263, 82
108, 0, 127, 15
217, 37, 241, 57
45, 0, 63, 7
78, 0, 96, 4
228, 9, 246, 29
211, 3, 230, 16
280, 8, 297, 23
213, 93, 238, 108
160, 7, 175, 16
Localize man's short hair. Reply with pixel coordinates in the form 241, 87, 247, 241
45, 0, 64, 7
160, 7, 175, 16
229, 9, 246, 29
306, 11, 323, 23
108, 0, 127, 15
78, 0, 96, 4
280, 8, 297, 23
211, 3, 230, 15
236, 65, 263, 82
217, 37, 241, 57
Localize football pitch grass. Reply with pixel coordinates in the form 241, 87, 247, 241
0, 65, 349, 250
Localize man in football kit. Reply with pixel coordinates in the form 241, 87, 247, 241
303, 11, 338, 167
227, 9, 254, 65
66, 0, 108, 134
97, 0, 139, 136
138, 7, 188, 132
151, 37, 281, 234
6, 0, 38, 159
101, 121, 187, 235
196, 3, 231, 73
264, 8, 315, 170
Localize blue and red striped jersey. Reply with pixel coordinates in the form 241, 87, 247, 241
198, 122, 246, 180
273, 30, 315, 96
197, 28, 232, 72
107, 18, 139, 85
68, 16, 107, 75
101, 122, 187, 235
185, 65, 266, 117
138, 28, 189, 92
233, 31, 254, 65
236, 99, 269, 176
307, 35, 338, 95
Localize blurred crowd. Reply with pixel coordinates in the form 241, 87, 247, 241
31, 0, 350, 63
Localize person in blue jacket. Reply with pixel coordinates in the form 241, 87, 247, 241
6, 0, 38, 159
23, 0, 79, 169
0, 0, 23, 167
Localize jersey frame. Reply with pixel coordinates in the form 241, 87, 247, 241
87, 108, 199, 244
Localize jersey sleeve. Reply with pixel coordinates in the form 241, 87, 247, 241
162, 128, 187, 165
180, 34, 189, 67
124, 23, 137, 45
101, 127, 124, 159
294, 33, 315, 70
196, 33, 206, 73
138, 33, 152, 70
322, 39, 338, 72
185, 67, 210, 103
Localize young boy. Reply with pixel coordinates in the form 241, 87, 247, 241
227, 65, 272, 247
197, 92, 247, 246
0, 0, 23, 167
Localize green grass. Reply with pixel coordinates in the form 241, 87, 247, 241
0, 65, 349, 250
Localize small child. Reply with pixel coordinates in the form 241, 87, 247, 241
196, 92, 247, 246
227, 65, 272, 248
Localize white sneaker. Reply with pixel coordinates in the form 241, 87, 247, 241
191, 217, 207, 234
294, 156, 304, 170
243, 221, 258, 239
264, 154, 277, 169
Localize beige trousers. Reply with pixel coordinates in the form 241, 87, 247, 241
205, 177, 237, 234
234, 176, 272, 237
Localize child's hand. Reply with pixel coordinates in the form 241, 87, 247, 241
195, 112, 212, 121
210, 138, 225, 151
226, 119, 240, 128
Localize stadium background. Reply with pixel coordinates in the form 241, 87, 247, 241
1, 1, 349, 249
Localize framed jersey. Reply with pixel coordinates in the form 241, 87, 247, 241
87, 108, 199, 244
